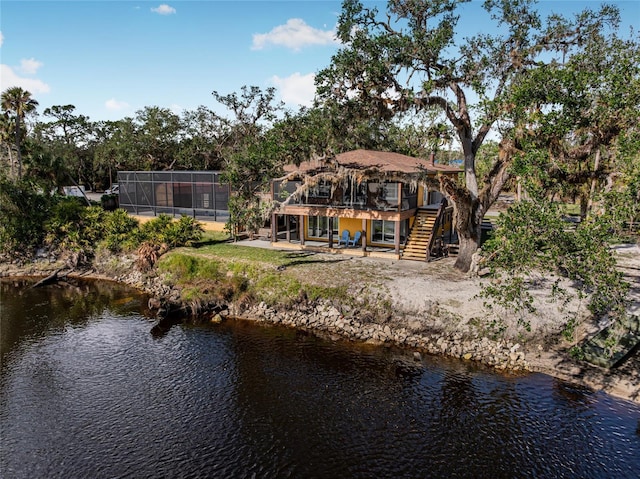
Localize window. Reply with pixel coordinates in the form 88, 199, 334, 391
381, 182, 399, 205
426, 189, 443, 205
308, 216, 338, 238
343, 182, 367, 207
309, 181, 331, 198
370, 182, 400, 210
371, 220, 408, 244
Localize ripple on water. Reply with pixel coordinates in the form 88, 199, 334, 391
1, 283, 639, 478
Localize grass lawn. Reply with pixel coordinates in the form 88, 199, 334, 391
158, 232, 360, 307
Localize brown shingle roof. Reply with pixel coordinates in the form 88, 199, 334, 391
284, 149, 460, 175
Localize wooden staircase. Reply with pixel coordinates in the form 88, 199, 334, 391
401, 209, 438, 261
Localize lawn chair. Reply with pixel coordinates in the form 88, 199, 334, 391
347, 230, 362, 247
337, 229, 350, 246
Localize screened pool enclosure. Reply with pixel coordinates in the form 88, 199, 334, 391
117, 171, 231, 221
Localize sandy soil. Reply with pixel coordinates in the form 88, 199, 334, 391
279, 243, 640, 403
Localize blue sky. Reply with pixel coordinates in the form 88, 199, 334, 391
1, 1, 638, 122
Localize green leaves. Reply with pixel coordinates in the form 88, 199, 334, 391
505, 28, 640, 220
481, 194, 630, 326
0, 179, 51, 252
137, 214, 204, 248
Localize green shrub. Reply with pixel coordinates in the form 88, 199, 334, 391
45, 200, 106, 253
138, 214, 174, 244
165, 215, 204, 247
0, 181, 202, 261
137, 214, 203, 247
0, 179, 53, 253
569, 345, 585, 360
101, 209, 140, 253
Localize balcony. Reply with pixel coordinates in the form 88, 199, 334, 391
273, 180, 418, 212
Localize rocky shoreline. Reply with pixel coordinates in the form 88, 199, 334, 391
2, 249, 638, 404
237, 300, 529, 370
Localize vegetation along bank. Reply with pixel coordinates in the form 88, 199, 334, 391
1, 198, 637, 403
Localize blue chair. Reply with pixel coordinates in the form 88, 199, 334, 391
347, 230, 362, 247
337, 229, 350, 246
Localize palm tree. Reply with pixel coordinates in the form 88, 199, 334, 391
1, 87, 39, 179
0, 114, 15, 177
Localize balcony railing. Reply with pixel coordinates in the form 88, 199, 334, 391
273, 181, 418, 212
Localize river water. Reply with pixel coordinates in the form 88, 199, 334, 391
1, 279, 639, 478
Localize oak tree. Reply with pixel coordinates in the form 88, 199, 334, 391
316, 0, 623, 271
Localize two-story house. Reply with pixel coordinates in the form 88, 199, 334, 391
271, 149, 460, 261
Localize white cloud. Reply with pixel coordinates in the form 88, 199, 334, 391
105, 98, 130, 111
252, 18, 338, 51
19, 58, 43, 75
271, 72, 316, 107
0, 64, 50, 94
151, 4, 176, 15
0, 31, 4, 47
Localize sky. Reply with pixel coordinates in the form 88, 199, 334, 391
1, 0, 639, 123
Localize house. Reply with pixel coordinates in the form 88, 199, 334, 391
271, 149, 461, 261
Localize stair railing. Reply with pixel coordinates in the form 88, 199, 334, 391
401, 208, 429, 255
426, 200, 448, 261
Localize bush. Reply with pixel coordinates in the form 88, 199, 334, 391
0, 182, 204, 265
0, 179, 53, 253
138, 214, 204, 247
101, 209, 140, 253
481, 195, 629, 324
45, 200, 106, 253
165, 215, 204, 247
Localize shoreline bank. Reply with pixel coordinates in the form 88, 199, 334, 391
1, 246, 638, 404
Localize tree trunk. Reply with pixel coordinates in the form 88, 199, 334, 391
440, 138, 514, 273
14, 115, 22, 180
453, 203, 483, 272
586, 148, 601, 218
579, 192, 589, 220
439, 177, 484, 272
440, 136, 483, 272
6, 144, 14, 179
455, 231, 481, 272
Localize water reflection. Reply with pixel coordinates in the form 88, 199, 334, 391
0, 278, 149, 360
1, 280, 639, 478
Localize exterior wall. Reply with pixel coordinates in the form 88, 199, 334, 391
300, 215, 400, 248
338, 217, 363, 237
417, 184, 425, 208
